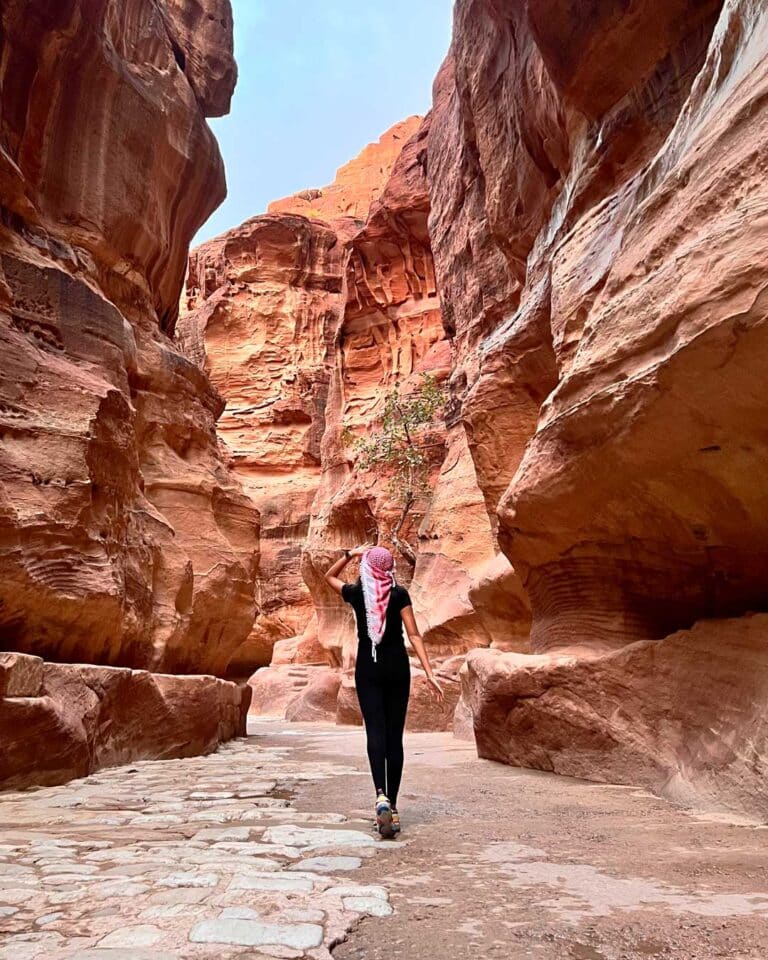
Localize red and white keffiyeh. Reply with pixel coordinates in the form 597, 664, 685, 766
360, 547, 395, 662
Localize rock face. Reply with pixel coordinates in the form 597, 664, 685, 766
426, 0, 768, 815
181, 117, 526, 731
177, 123, 419, 681
249, 664, 342, 724
268, 118, 423, 222
179, 213, 345, 677
466, 615, 768, 819
303, 115, 452, 672
0, 0, 255, 784
0, 653, 245, 789
304, 116, 528, 728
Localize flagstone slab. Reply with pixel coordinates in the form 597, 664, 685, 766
261, 825, 376, 849
98, 924, 163, 947
189, 918, 324, 949
292, 856, 362, 873
228, 873, 315, 893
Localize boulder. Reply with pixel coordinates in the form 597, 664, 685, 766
0, 659, 244, 789
465, 615, 768, 820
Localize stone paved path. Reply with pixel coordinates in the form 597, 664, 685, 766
0, 732, 394, 959
4, 721, 768, 960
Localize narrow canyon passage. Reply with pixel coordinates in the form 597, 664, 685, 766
4, 2, 768, 957
2, 724, 767, 960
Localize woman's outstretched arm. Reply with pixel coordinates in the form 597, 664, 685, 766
323, 544, 370, 595
401, 606, 445, 702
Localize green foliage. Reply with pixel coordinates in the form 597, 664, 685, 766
350, 375, 446, 503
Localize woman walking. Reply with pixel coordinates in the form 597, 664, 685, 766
324, 544, 444, 838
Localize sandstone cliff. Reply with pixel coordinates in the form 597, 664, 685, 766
0, 0, 255, 784
178, 121, 423, 683
428, 0, 768, 817
180, 116, 529, 730
268, 118, 423, 222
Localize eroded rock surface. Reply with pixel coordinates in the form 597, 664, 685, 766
181, 115, 526, 731
177, 122, 414, 681
179, 214, 346, 677
268, 117, 422, 222
0, 0, 257, 784
466, 614, 768, 819
425, 0, 768, 815
0, 654, 246, 789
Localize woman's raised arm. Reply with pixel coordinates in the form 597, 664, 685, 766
323, 544, 371, 595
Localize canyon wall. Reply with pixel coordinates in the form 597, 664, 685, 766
181, 118, 529, 730
430, 0, 768, 818
0, 0, 255, 785
179, 212, 345, 679
178, 120, 422, 684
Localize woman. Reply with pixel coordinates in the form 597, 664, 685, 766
324, 544, 444, 838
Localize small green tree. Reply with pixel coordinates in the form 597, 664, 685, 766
346, 374, 446, 563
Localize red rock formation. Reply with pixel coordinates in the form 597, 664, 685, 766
181, 115, 528, 732
428, 0, 768, 815
303, 117, 450, 674
179, 214, 346, 677
249, 664, 342, 724
0, 0, 255, 784
268, 117, 423, 222
162, 0, 238, 116
504, 0, 760, 649
466, 614, 768, 820
177, 120, 421, 679
0, 653, 245, 789
302, 116, 525, 731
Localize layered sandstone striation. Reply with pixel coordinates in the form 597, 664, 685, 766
183, 116, 528, 731
268, 117, 422, 222
427, 0, 768, 815
0, 653, 245, 789
0, 0, 255, 783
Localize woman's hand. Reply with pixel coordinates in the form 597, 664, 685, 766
426, 676, 445, 703
347, 543, 372, 558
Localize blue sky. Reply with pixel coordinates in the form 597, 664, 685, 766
196, 0, 454, 244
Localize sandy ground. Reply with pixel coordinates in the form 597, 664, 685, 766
250, 720, 768, 960
3, 720, 768, 959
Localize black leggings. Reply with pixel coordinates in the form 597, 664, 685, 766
355, 670, 410, 807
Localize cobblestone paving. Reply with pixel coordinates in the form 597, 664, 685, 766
0, 736, 396, 959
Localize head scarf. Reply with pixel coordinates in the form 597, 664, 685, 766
360, 547, 395, 662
